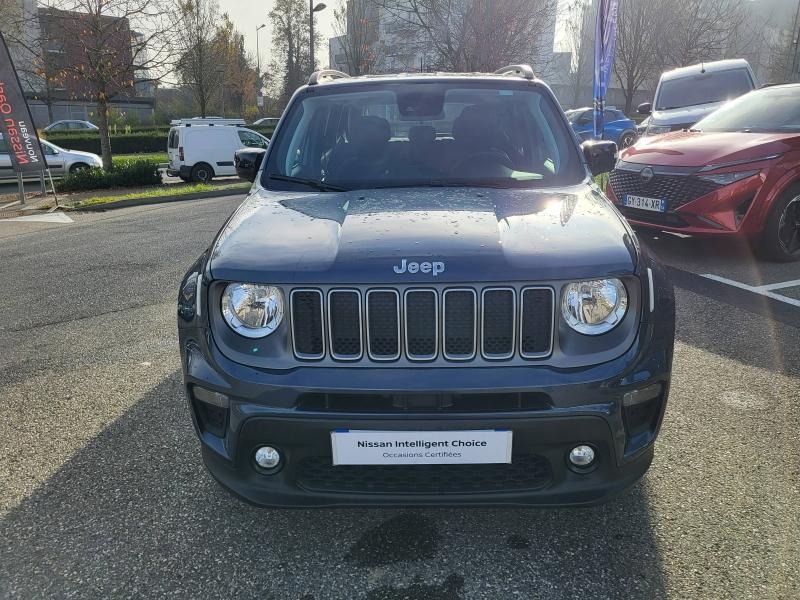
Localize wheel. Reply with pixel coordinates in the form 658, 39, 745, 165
758, 185, 800, 262
618, 131, 637, 148
69, 162, 90, 174
190, 163, 214, 183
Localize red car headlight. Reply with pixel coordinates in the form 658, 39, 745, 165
696, 169, 760, 186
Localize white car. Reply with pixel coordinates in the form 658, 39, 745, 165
167, 120, 269, 182
0, 134, 102, 181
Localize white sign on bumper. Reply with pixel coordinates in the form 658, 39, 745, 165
330, 429, 513, 466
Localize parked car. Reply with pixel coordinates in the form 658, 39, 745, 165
177, 66, 675, 508
0, 134, 101, 181
166, 119, 269, 182
608, 83, 800, 261
42, 119, 99, 132
637, 59, 757, 137
251, 117, 280, 127
566, 106, 638, 147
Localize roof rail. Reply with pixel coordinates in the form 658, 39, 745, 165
494, 64, 535, 81
170, 117, 245, 127
308, 69, 350, 85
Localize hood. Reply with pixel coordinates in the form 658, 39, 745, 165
209, 186, 637, 284
649, 101, 723, 127
621, 131, 798, 167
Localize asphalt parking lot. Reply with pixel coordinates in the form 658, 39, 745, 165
0, 195, 798, 599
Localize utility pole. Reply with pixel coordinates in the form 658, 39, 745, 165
309, 1, 327, 72
256, 23, 266, 114
256, 23, 266, 82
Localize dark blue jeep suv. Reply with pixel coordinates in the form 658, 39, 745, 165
177, 66, 675, 507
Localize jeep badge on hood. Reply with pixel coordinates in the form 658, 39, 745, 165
393, 259, 445, 276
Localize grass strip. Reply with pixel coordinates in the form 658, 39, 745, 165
67, 182, 249, 209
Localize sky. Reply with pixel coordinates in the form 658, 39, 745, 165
219, 0, 338, 69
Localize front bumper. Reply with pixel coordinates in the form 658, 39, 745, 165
179, 315, 674, 507
607, 169, 770, 237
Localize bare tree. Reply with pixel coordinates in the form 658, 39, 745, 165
212, 14, 257, 117
31, 0, 174, 169
612, 0, 661, 113
269, 0, 318, 107
331, 0, 383, 75
372, 0, 558, 73
656, 0, 749, 69
175, 0, 221, 118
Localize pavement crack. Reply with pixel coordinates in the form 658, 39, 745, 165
1, 301, 170, 333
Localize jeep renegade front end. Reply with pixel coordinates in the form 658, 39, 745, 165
177, 66, 675, 507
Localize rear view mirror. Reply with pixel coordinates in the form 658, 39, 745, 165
234, 148, 266, 183
637, 102, 652, 115
581, 140, 618, 176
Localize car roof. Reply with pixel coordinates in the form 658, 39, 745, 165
307, 71, 549, 88
660, 59, 751, 81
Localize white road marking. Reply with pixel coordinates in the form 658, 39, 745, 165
757, 279, 800, 291
701, 273, 800, 308
0, 212, 74, 224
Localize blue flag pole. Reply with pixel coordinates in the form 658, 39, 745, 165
593, 0, 620, 140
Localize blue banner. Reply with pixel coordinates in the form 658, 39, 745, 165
593, 0, 619, 139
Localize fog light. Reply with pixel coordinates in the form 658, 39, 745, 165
568, 445, 596, 467
254, 446, 281, 469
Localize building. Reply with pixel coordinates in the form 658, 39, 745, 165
1, 1, 155, 126
329, 0, 559, 77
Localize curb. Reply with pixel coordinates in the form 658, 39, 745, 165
69, 186, 249, 211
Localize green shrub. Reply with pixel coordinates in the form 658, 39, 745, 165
55, 159, 162, 193
43, 131, 167, 154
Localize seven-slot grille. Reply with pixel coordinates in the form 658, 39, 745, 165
291, 287, 553, 363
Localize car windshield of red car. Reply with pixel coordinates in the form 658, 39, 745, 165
693, 86, 800, 134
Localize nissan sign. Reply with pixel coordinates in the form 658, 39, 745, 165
0, 32, 45, 173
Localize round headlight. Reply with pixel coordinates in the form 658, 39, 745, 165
562, 279, 628, 335
221, 283, 284, 338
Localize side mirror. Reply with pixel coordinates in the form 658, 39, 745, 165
234, 147, 266, 182
581, 140, 618, 176
637, 102, 652, 115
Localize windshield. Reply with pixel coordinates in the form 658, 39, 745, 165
261, 81, 584, 191
694, 87, 800, 133
655, 69, 753, 110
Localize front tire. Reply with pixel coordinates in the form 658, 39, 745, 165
190, 162, 214, 183
758, 184, 800, 262
69, 163, 89, 174
618, 131, 637, 148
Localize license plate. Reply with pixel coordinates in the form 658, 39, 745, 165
624, 194, 666, 212
330, 430, 513, 465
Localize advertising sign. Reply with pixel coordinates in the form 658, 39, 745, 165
0, 32, 46, 173
592, 0, 620, 139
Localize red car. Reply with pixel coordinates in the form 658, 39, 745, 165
607, 83, 800, 261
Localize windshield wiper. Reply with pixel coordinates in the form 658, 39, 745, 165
269, 174, 348, 192
369, 180, 534, 190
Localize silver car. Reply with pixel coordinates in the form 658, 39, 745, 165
42, 119, 99, 132
0, 134, 102, 181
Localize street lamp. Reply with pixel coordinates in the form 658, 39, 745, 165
256, 23, 266, 83
309, 1, 327, 72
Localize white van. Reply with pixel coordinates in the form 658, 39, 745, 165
167, 119, 269, 182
